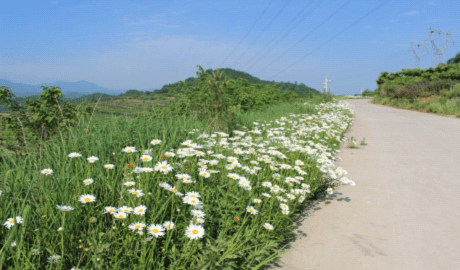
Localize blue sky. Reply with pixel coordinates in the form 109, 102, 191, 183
1, 0, 459, 96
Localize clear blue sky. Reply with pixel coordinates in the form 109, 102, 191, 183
1, 0, 459, 96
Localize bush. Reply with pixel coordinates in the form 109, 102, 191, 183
0, 86, 94, 157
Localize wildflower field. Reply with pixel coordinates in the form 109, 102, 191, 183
0, 98, 355, 269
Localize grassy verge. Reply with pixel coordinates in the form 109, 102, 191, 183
0, 97, 355, 269
371, 83, 460, 118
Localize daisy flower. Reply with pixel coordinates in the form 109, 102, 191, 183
246, 206, 258, 215
164, 152, 176, 158
140, 155, 152, 162
227, 173, 240, 180
133, 205, 147, 216
340, 177, 349, 184
253, 199, 262, 204
262, 182, 272, 188
261, 193, 271, 198
83, 179, 94, 186
263, 223, 274, 230
78, 194, 96, 204
104, 164, 115, 169
122, 146, 138, 153
47, 255, 61, 264
163, 221, 175, 230
185, 191, 201, 198
128, 222, 146, 232
295, 160, 305, 166
113, 212, 128, 219
124, 181, 136, 187
150, 139, 163, 146
118, 206, 133, 214
326, 188, 334, 195
68, 152, 82, 158
103, 206, 117, 214
87, 156, 99, 163
175, 174, 191, 180
11, 242, 16, 247
199, 171, 210, 178
191, 209, 206, 218
142, 167, 154, 173
225, 164, 235, 170
147, 224, 165, 238
185, 224, 205, 240
31, 249, 40, 255
41, 168, 53, 175
282, 209, 290, 215
348, 180, 356, 186
280, 203, 289, 210
56, 205, 75, 212
183, 197, 201, 206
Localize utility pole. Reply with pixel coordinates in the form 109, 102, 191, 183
323, 75, 331, 102
361, 88, 363, 97
426, 28, 454, 66
408, 41, 427, 69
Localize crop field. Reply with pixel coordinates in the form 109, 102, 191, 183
0, 95, 356, 269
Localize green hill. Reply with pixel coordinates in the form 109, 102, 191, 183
155, 68, 320, 97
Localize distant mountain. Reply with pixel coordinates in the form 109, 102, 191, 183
0, 79, 126, 98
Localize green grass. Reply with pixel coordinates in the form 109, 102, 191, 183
372, 83, 460, 118
0, 97, 355, 269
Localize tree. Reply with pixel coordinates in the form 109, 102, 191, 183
446, 51, 460, 65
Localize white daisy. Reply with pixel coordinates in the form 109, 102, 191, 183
263, 223, 274, 230
185, 224, 205, 240
147, 224, 165, 238
104, 164, 115, 169
68, 152, 82, 158
78, 194, 96, 204
83, 179, 94, 186
246, 206, 258, 215
41, 168, 53, 175
163, 221, 175, 230
133, 205, 147, 216
87, 156, 99, 163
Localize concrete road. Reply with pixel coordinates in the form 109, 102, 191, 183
272, 99, 460, 270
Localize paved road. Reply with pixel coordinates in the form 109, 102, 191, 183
272, 99, 460, 270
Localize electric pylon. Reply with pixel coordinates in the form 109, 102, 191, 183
426, 28, 454, 67
408, 41, 427, 69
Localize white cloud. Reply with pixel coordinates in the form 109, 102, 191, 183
401, 11, 419, 16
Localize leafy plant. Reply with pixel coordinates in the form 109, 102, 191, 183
0, 86, 94, 157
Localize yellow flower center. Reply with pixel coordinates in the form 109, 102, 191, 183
138, 209, 143, 212
133, 191, 139, 195
144, 158, 149, 160
250, 209, 254, 212
109, 210, 114, 213
192, 230, 199, 234
172, 189, 177, 193
118, 215, 124, 218
128, 150, 132, 152
84, 198, 91, 202
152, 229, 159, 233
135, 225, 141, 229
9, 220, 14, 224
162, 166, 167, 169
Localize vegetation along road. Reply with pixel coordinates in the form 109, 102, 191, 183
273, 99, 460, 270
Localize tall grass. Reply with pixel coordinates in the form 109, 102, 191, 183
0, 98, 355, 269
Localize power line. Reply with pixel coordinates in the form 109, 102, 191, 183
255, 0, 353, 75
218, 0, 275, 68
241, 0, 320, 71
267, 0, 391, 80
231, 0, 293, 68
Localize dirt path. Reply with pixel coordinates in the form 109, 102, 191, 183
272, 99, 460, 270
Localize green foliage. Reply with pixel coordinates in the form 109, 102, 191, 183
446, 51, 460, 65
168, 66, 299, 134
0, 86, 94, 158
156, 68, 319, 98
376, 64, 460, 97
